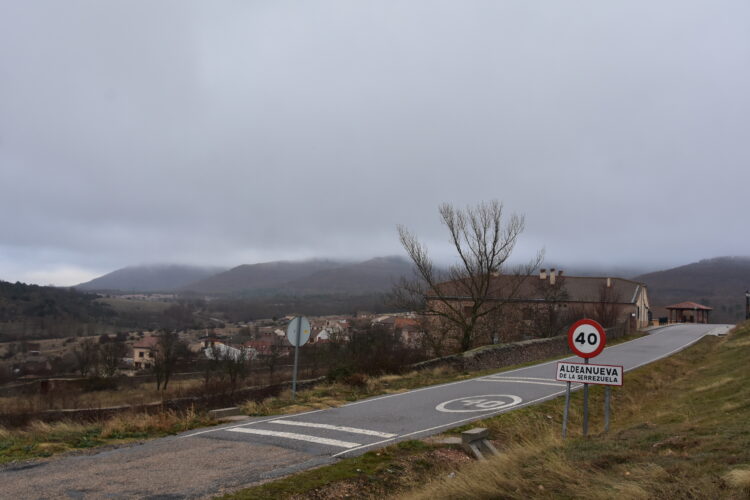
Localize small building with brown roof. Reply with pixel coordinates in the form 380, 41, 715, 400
665, 301, 712, 324
132, 336, 159, 369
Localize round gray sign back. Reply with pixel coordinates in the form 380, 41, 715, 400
286, 316, 311, 347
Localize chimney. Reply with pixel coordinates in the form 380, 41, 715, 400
606, 277, 612, 288
539, 269, 547, 280
550, 268, 556, 285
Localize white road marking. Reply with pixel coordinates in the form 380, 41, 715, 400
179, 409, 326, 438
185, 324, 717, 442
227, 427, 361, 449
333, 389, 567, 458
482, 376, 558, 382
436, 395, 522, 413
339, 330, 691, 409
480, 379, 567, 387
334, 327, 721, 458
270, 419, 396, 438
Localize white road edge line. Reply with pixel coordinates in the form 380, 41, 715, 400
184, 324, 717, 440
340, 328, 680, 408
333, 327, 721, 458
482, 376, 559, 382
227, 427, 360, 449
269, 420, 396, 438
479, 379, 567, 387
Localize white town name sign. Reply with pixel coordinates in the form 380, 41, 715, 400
556, 361, 623, 386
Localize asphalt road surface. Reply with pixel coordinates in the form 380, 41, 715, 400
1, 323, 732, 499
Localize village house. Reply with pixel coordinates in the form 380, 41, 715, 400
393, 317, 422, 347
426, 269, 650, 346
132, 336, 159, 369
244, 335, 290, 357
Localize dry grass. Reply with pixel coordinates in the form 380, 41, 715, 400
0, 407, 215, 464
396, 324, 750, 500
228, 324, 750, 499
724, 468, 750, 494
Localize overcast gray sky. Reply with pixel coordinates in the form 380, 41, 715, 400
1, 1, 749, 286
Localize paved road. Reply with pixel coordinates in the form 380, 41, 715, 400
1, 323, 732, 499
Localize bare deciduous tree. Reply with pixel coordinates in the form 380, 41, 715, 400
529, 274, 573, 338
592, 282, 623, 327
153, 329, 181, 391
221, 346, 252, 391
99, 341, 127, 377
73, 339, 99, 377
394, 200, 542, 352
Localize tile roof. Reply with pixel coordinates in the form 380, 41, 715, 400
430, 275, 645, 304
665, 301, 713, 311
133, 336, 160, 349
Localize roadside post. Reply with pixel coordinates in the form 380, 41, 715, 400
286, 316, 311, 400
559, 319, 622, 438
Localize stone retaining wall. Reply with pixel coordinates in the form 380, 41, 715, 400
412, 321, 630, 373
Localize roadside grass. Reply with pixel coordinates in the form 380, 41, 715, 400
0, 331, 643, 466
220, 326, 750, 499
0, 408, 215, 465
0, 377, 214, 414
399, 323, 750, 499
242, 331, 646, 417
217, 440, 472, 500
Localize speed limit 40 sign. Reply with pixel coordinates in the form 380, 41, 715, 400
567, 319, 606, 358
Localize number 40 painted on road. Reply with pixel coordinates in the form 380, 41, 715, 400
567, 319, 606, 358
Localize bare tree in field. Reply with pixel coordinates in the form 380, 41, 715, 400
153, 329, 181, 391
99, 341, 127, 377
73, 339, 99, 377
394, 200, 542, 353
221, 346, 252, 392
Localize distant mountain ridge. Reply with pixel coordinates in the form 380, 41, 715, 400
75, 257, 415, 296
181, 259, 344, 294
75, 264, 226, 292
182, 256, 412, 295
281, 256, 414, 294
634, 256, 750, 322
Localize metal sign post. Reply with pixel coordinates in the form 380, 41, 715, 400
562, 381, 571, 438
561, 318, 617, 439
292, 317, 301, 400
582, 358, 589, 437
604, 386, 611, 433
286, 316, 311, 401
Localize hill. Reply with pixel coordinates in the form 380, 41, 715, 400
635, 256, 750, 322
0, 280, 116, 341
281, 256, 413, 294
181, 257, 412, 296
75, 264, 225, 292
181, 259, 343, 295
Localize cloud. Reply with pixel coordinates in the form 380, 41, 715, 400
1, 1, 749, 284
19, 266, 100, 288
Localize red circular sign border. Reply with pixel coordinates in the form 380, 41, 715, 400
567, 319, 606, 358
